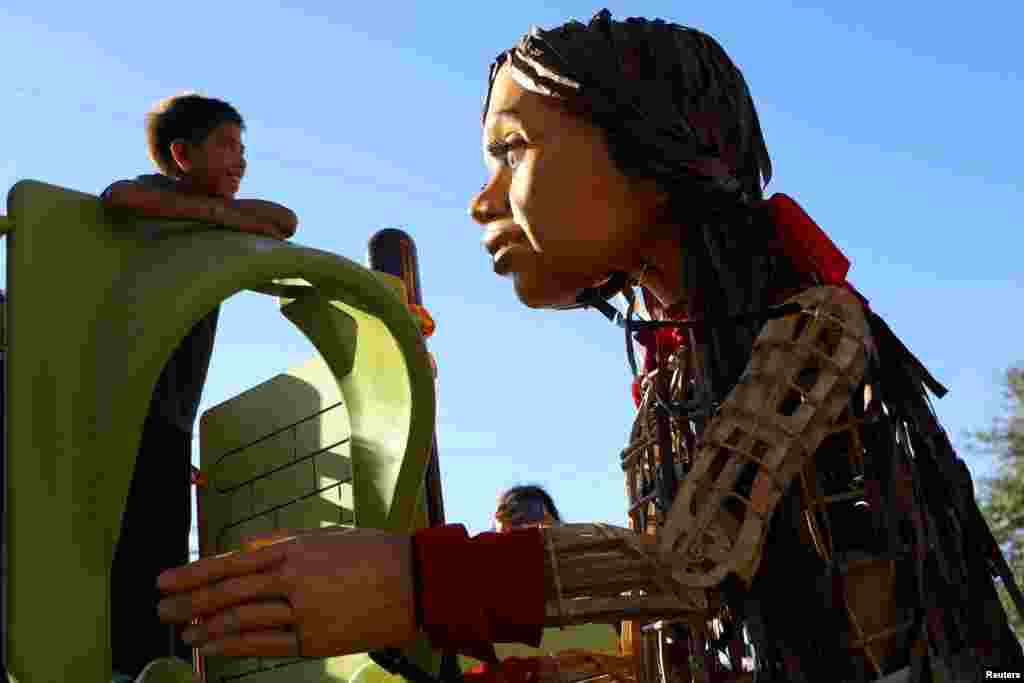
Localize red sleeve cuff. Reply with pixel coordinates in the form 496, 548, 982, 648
412, 524, 545, 652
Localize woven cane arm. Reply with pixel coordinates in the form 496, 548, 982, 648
540, 523, 710, 626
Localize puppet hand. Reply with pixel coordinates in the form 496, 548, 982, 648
156, 527, 417, 658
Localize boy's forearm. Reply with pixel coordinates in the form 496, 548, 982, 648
102, 182, 292, 238
102, 181, 215, 222
231, 199, 299, 237
102, 181, 223, 224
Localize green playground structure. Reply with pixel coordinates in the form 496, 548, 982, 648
0, 180, 618, 683
1, 180, 438, 682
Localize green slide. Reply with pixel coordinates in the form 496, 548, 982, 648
2, 181, 436, 682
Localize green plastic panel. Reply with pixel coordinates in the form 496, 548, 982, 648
3, 180, 436, 683
197, 347, 432, 682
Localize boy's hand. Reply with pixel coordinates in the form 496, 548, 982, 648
231, 199, 298, 238
211, 202, 290, 241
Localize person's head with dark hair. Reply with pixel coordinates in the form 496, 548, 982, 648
470, 9, 782, 401
145, 93, 247, 199
493, 484, 562, 532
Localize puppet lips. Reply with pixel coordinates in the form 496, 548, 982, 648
493, 243, 516, 262
483, 225, 522, 253
483, 224, 529, 274
492, 242, 529, 275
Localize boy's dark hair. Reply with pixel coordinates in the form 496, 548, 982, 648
497, 484, 562, 522
145, 93, 245, 177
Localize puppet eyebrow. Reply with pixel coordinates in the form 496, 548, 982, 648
483, 109, 531, 161
493, 108, 523, 122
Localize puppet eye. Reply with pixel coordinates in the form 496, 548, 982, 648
487, 139, 528, 169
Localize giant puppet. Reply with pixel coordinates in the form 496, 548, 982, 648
475, 10, 1024, 682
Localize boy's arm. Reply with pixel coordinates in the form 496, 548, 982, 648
101, 181, 290, 240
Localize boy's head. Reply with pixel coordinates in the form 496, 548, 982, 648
146, 93, 246, 199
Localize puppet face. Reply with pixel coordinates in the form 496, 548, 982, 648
470, 64, 664, 309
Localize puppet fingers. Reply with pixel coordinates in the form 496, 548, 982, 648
158, 537, 294, 594
197, 628, 302, 659
182, 599, 295, 648
158, 568, 288, 624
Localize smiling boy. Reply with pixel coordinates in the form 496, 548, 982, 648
101, 93, 297, 680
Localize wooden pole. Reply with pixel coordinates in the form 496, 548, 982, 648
367, 229, 446, 526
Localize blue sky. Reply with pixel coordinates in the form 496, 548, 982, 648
2, 1, 1022, 558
